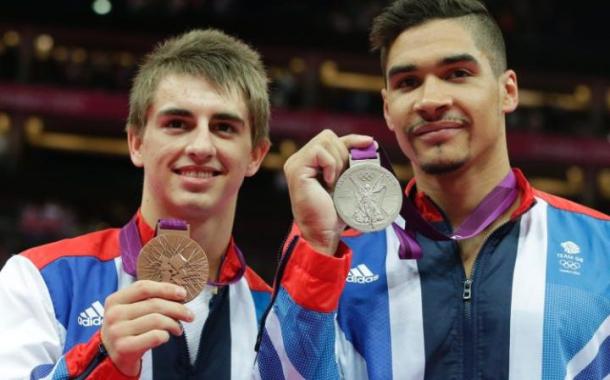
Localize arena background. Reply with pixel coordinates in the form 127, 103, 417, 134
0, 0, 608, 281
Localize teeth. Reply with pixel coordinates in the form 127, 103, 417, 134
181, 170, 214, 178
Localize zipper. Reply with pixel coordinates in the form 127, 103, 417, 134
462, 251, 479, 380
254, 227, 299, 352
462, 278, 473, 301
74, 342, 109, 380
180, 326, 194, 373
460, 222, 512, 380
181, 328, 194, 373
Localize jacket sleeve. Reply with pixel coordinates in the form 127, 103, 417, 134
0, 255, 136, 380
255, 229, 351, 380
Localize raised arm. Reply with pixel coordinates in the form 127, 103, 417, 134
255, 130, 372, 380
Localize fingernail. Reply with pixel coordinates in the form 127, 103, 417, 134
176, 287, 187, 298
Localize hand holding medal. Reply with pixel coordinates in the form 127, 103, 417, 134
283, 131, 375, 255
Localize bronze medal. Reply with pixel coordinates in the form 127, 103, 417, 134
137, 226, 209, 303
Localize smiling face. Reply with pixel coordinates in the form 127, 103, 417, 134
382, 18, 518, 176
128, 73, 269, 223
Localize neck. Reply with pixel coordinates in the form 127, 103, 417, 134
412, 159, 512, 228
140, 200, 237, 282
188, 217, 234, 282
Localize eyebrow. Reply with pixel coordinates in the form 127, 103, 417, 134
157, 108, 193, 118
213, 112, 246, 125
387, 64, 417, 79
387, 53, 480, 79
157, 108, 245, 125
441, 53, 479, 66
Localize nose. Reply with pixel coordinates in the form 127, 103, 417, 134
185, 123, 216, 161
413, 76, 452, 121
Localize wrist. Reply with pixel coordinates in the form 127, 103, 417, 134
101, 334, 141, 378
282, 237, 352, 312
115, 361, 141, 378
300, 228, 341, 256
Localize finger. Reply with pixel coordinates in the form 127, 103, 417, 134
311, 144, 342, 186
336, 134, 375, 182
313, 136, 348, 184
106, 280, 187, 307
112, 329, 172, 357
104, 298, 194, 326
316, 130, 353, 185
107, 312, 185, 340
339, 134, 375, 150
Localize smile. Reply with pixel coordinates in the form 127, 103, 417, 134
411, 120, 465, 137
174, 168, 221, 178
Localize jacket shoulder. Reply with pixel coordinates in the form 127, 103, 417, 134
21, 228, 121, 270
534, 189, 610, 221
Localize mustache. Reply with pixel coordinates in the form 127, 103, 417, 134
406, 115, 470, 133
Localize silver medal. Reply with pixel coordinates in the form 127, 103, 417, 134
333, 152, 403, 232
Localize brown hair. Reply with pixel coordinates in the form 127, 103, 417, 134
127, 29, 269, 145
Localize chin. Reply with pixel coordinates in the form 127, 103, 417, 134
168, 198, 212, 216
420, 159, 467, 175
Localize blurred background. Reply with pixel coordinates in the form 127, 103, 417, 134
0, 0, 608, 281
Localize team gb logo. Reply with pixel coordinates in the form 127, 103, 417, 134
560, 241, 580, 255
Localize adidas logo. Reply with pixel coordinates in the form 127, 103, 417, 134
346, 264, 379, 284
77, 301, 104, 327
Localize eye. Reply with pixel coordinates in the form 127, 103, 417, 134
394, 76, 420, 91
212, 122, 238, 134
163, 119, 188, 130
446, 69, 472, 80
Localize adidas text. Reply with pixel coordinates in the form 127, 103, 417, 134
77, 301, 105, 327
347, 264, 379, 284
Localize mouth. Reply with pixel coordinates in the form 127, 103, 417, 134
410, 119, 466, 137
173, 167, 222, 178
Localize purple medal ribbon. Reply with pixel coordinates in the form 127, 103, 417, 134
351, 144, 379, 160
351, 145, 519, 260
119, 217, 246, 286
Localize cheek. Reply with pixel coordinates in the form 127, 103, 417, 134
227, 139, 254, 163
150, 139, 182, 160
387, 98, 411, 122
395, 130, 417, 161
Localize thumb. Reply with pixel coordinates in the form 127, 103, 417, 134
339, 134, 375, 151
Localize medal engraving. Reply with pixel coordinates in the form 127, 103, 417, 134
333, 163, 402, 232
137, 234, 209, 302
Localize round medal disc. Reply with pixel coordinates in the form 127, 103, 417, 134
137, 234, 209, 303
333, 162, 403, 232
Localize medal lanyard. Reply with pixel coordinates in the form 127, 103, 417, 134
352, 145, 519, 260
119, 217, 246, 286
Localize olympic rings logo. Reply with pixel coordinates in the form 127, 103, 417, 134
559, 259, 581, 270
359, 172, 375, 181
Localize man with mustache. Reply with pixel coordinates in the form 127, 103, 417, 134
256, 0, 610, 378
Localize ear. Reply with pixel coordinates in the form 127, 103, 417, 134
500, 69, 519, 114
127, 126, 144, 168
381, 88, 396, 132
245, 138, 271, 177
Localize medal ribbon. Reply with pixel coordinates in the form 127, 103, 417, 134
120, 217, 246, 286
350, 145, 519, 260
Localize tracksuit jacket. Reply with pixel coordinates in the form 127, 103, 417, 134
0, 212, 271, 379
256, 169, 610, 380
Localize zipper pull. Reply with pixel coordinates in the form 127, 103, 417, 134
463, 279, 473, 301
